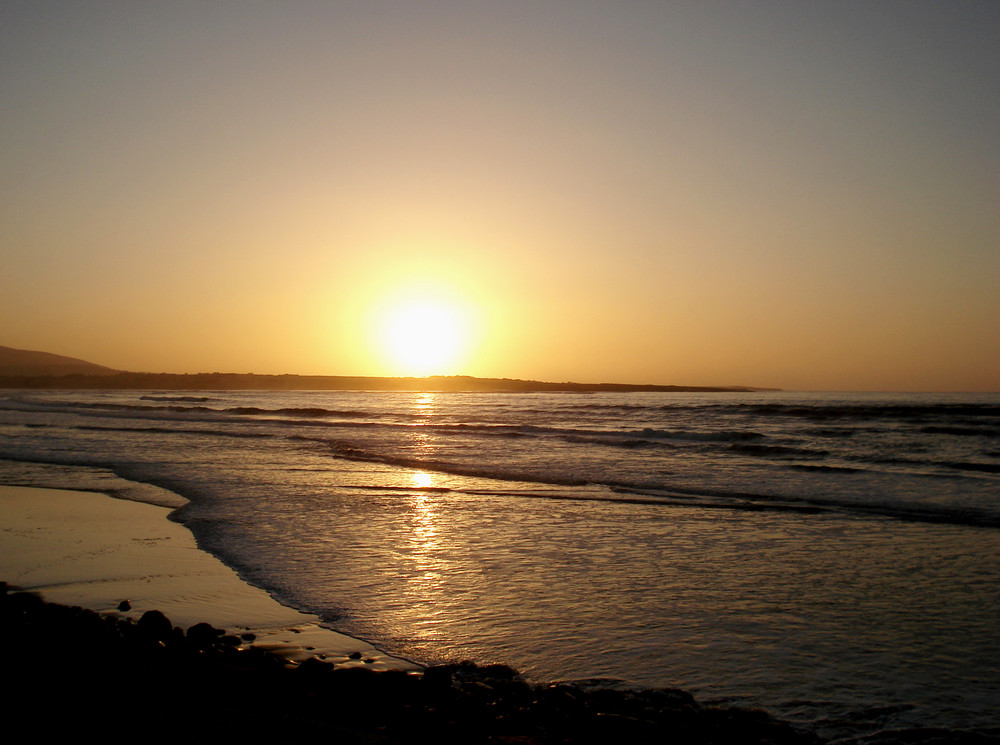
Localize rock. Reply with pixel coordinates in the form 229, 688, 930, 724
295, 657, 332, 676
0, 588, 837, 745
187, 621, 224, 648
421, 665, 453, 689
136, 610, 172, 642
479, 663, 521, 681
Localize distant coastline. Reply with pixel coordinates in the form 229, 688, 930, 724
0, 371, 778, 393
0, 345, 777, 392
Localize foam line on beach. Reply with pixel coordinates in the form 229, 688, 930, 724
0, 484, 418, 671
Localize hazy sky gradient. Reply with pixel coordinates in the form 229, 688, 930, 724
3, 1, 998, 390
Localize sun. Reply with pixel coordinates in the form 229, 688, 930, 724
374, 291, 474, 376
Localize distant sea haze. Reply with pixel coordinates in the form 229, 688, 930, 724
1, 389, 998, 742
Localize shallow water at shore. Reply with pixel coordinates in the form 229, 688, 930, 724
1, 390, 998, 741
0, 484, 415, 670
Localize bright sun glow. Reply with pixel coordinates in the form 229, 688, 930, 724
374, 291, 474, 376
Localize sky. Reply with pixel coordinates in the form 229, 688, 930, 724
2, 1, 998, 391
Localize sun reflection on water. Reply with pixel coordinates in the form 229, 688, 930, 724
408, 393, 438, 455
401, 470, 450, 642
408, 471, 440, 564
411, 392, 437, 417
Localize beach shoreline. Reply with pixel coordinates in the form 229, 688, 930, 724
3, 585, 832, 745
4, 481, 998, 744
0, 483, 417, 670
3, 386, 999, 743
0, 483, 827, 744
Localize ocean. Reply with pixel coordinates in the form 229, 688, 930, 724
1, 389, 997, 741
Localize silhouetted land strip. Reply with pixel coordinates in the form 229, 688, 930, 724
0, 372, 778, 393
0, 344, 119, 377
3, 584, 820, 744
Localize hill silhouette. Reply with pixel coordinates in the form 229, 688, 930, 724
0, 345, 120, 377
0, 346, 776, 392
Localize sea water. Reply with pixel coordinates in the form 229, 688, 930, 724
1, 390, 997, 741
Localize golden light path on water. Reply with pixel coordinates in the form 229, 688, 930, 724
403, 389, 451, 641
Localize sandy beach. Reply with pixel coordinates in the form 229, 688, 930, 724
1, 482, 826, 744
0, 484, 416, 669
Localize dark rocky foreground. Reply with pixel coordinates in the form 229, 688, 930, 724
3, 584, 815, 744
3, 585, 994, 745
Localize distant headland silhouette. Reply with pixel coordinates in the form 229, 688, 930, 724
0, 345, 778, 393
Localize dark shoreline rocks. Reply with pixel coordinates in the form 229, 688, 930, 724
8, 587, 999, 745
0, 596, 1000, 745
8, 586, 999, 745
2, 583, 822, 744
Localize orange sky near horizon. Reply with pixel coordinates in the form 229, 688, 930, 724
1, 2, 997, 392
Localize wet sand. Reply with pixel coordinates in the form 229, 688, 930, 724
0, 484, 826, 744
0, 484, 415, 669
